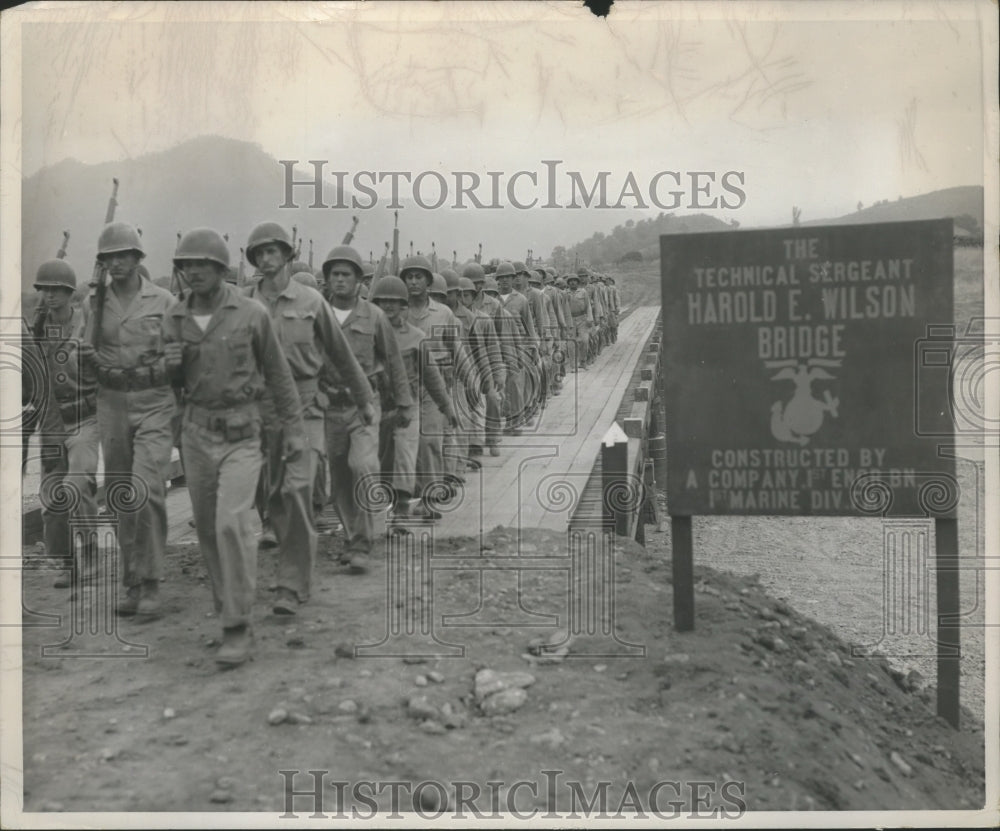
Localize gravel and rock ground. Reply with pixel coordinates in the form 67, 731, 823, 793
19, 517, 986, 817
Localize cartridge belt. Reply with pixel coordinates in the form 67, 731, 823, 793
95, 363, 169, 391
185, 402, 258, 442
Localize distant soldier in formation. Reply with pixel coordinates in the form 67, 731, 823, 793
33, 259, 100, 589
466, 263, 507, 456
320, 245, 409, 571
565, 272, 593, 371
454, 274, 504, 467
494, 262, 536, 434
165, 228, 304, 666
84, 221, 176, 620
401, 255, 463, 513
514, 262, 548, 424
606, 276, 620, 342
541, 269, 567, 394
368, 275, 454, 520
358, 262, 375, 301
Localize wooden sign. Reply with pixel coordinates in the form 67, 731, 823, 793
661, 220, 955, 518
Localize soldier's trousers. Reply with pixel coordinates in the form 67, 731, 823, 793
467, 387, 487, 449
262, 414, 323, 602
327, 401, 381, 555
40, 415, 99, 572
97, 387, 174, 587
445, 383, 473, 476
485, 386, 503, 448
379, 407, 419, 495
505, 352, 531, 425
574, 321, 591, 368
416, 392, 444, 496
182, 418, 262, 629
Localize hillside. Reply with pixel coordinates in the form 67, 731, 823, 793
20, 135, 984, 290
561, 186, 984, 269
20, 136, 661, 290
801, 186, 984, 231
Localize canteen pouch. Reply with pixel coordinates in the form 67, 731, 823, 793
223, 410, 256, 442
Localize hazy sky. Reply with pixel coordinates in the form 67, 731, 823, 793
8, 1, 992, 232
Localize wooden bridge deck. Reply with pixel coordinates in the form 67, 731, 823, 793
21, 306, 662, 546
433, 305, 660, 538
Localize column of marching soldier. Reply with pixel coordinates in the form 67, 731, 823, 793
26, 220, 621, 668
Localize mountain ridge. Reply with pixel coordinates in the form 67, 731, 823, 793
20, 135, 984, 290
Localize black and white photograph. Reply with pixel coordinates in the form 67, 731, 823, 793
1, 1, 996, 826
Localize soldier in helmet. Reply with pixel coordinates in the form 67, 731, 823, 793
565, 272, 593, 371
400, 255, 465, 515
358, 262, 375, 301
494, 262, 537, 434
516, 263, 549, 423
165, 228, 304, 666
540, 269, 566, 395
428, 272, 449, 306
320, 245, 411, 568
479, 273, 519, 454
606, 276, 620, 342
456, 275, 504, 462
244, 224, 374, 603
368, 275, 454, 520
32, 259, 100, 589
464, 262, 506, 456
439, 268, 481, 481
83, 221, 177, 620
529, 267, 559, 402
580, 268, 606, 362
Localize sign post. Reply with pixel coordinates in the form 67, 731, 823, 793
660, 220, 959, 726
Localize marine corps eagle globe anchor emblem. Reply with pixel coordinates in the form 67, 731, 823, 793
766, 358, 841, 445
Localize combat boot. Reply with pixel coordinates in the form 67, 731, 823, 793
216, 624, 253, 668
115, 584, 142, 617
135, 579, 163, 621
272, 586, 299, 616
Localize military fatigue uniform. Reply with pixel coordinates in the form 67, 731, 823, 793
245, 277, 371, 600
167, 283, 303, 628
381, 320, 451, 499
407, 298, 466, 493
475, 292, 513, 450
84, 277, 177, 592
541, 285, 565, 392
497, 290, 536, 428
37, 307, 100, 580
567, 286, 593, 370
608, 283, 621, 341
453, 303, 501, 459
321, 298, 410, 558
525, 286, 550, 416
587, 282, 606, 361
